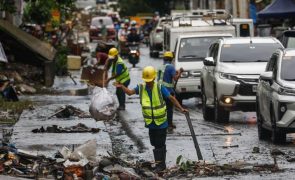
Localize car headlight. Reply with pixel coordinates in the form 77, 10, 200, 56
278, 87, 295, 96
219, 73, 238, 81
180, 71, 189, 78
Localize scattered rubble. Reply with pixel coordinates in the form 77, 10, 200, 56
50, 105, 91, 119
32, 123, 100, 133
252, 147, 260, 153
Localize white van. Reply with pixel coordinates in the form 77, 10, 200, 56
173, 34, 234, 102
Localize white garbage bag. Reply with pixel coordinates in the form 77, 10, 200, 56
89, 87, 118, 120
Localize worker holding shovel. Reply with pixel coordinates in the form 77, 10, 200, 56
114, 66, 188, 172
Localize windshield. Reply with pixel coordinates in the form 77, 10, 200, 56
91, 17, 113, 27
281, 56, 295, 81
178, 37, 223, 62
220, 43, 282, 62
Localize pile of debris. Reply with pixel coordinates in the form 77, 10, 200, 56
1, 63, 45, 94
163, 155, 281, 179
0, 141, 159, 179
50, 105, 91, 119
32, 123, 100, 133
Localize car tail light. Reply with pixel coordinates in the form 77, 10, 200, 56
156, 29, 163, 33
108, 28, 115, 35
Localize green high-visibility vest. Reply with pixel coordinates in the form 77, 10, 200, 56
139, 83, 167, 126
158, 64, 174, 88
112, 57, 130, 83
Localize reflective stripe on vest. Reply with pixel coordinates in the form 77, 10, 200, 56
158, 64, 174, 88
139, 83, 167, 126
112, 57, 130, 83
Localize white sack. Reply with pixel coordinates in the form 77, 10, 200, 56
89, 87, 118, 120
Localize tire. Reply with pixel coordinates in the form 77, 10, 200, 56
214, 95, 230, 123
202, 90, 214, 121
271, 111, 286, 144
256, 100, 270, 140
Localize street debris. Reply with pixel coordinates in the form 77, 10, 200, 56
49, 105, 91, 119
0, 141, 160, 179
31, 123, 100, 133
252, 147, 260, 153
89, 87, 118, 121
163, 155, 281, 179
271, 148, 285, 156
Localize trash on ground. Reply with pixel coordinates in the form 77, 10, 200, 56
49, 105, 91, 119
89, 87, 118, 121
31, 123, 100, 133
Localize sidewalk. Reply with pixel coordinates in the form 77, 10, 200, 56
11, 75, 112, 157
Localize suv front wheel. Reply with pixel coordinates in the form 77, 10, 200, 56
201, 89, 214, 121
270, 110, 286, 144
256, 99, 270, 140
214, 95, 230, 123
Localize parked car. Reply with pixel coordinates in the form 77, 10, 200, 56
89, 16, 116, 42
257, 48, 295, 144
174, 34, 234, 103
149, 17, 169, 58
201, 37, 283, 123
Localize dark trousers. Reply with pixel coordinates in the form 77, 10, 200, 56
149, 128, 167, 149
116, 80, 130, 107
165, 97, 174, 126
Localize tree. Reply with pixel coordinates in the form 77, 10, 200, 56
23, 0, 75, 24
118, 0, 171, 17
0, 0, 16, 14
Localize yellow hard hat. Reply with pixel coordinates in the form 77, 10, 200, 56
142, 66, 156, 82
163, 51, 173, 58
108, 48, 119, 59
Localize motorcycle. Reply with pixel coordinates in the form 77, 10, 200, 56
127, 42, 140, 68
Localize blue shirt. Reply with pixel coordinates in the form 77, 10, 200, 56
134, 84, 170, 129
116, 64, 124, 75
159, 62, 176, 93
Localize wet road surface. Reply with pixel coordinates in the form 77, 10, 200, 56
104, 44, 295, 179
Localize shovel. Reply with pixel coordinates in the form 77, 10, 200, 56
184, 112, 203, 160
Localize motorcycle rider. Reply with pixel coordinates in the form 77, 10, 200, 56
127, 28, 141, 44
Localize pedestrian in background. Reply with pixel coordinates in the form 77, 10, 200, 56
99, 19, 107, 42
114, 66, 188, 172
106, 48, 130, 110
158, 51, 183, 131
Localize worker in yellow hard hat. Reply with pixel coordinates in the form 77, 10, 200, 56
106, 47, 130, 110
114, 66, 188, 172
158, 51, 184, 132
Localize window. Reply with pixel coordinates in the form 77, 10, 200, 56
220, 43, 282, 63
281, 56, 295, 80
239, 24, 250, 37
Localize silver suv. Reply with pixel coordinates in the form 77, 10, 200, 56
257, 49, 295, 144
201, 37, 283, 123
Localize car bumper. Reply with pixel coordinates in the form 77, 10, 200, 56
176, 78, 201, 94
216, 78, 257, 111
273, 94, 295, 130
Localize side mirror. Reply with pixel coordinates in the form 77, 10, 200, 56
203, 57, 215, 66
260, 71, 273, 84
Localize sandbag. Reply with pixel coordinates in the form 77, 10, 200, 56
89, 87, 118, 120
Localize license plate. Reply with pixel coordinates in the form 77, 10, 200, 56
252, 85, 257, 92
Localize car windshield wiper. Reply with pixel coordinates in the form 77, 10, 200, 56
222, 60, 240, 62
181, 55, 203, 58
284, 78, 295, 81
252, 59, 268, 62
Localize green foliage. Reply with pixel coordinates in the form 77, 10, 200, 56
23, 0, 75, 24
0, 0, 16, 13
118, 0, 171, 16
0, 99, 34, 114
176, 155, 195, 172
55, 45, 69, 75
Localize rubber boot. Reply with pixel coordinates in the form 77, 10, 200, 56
153, 147, 166, 172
